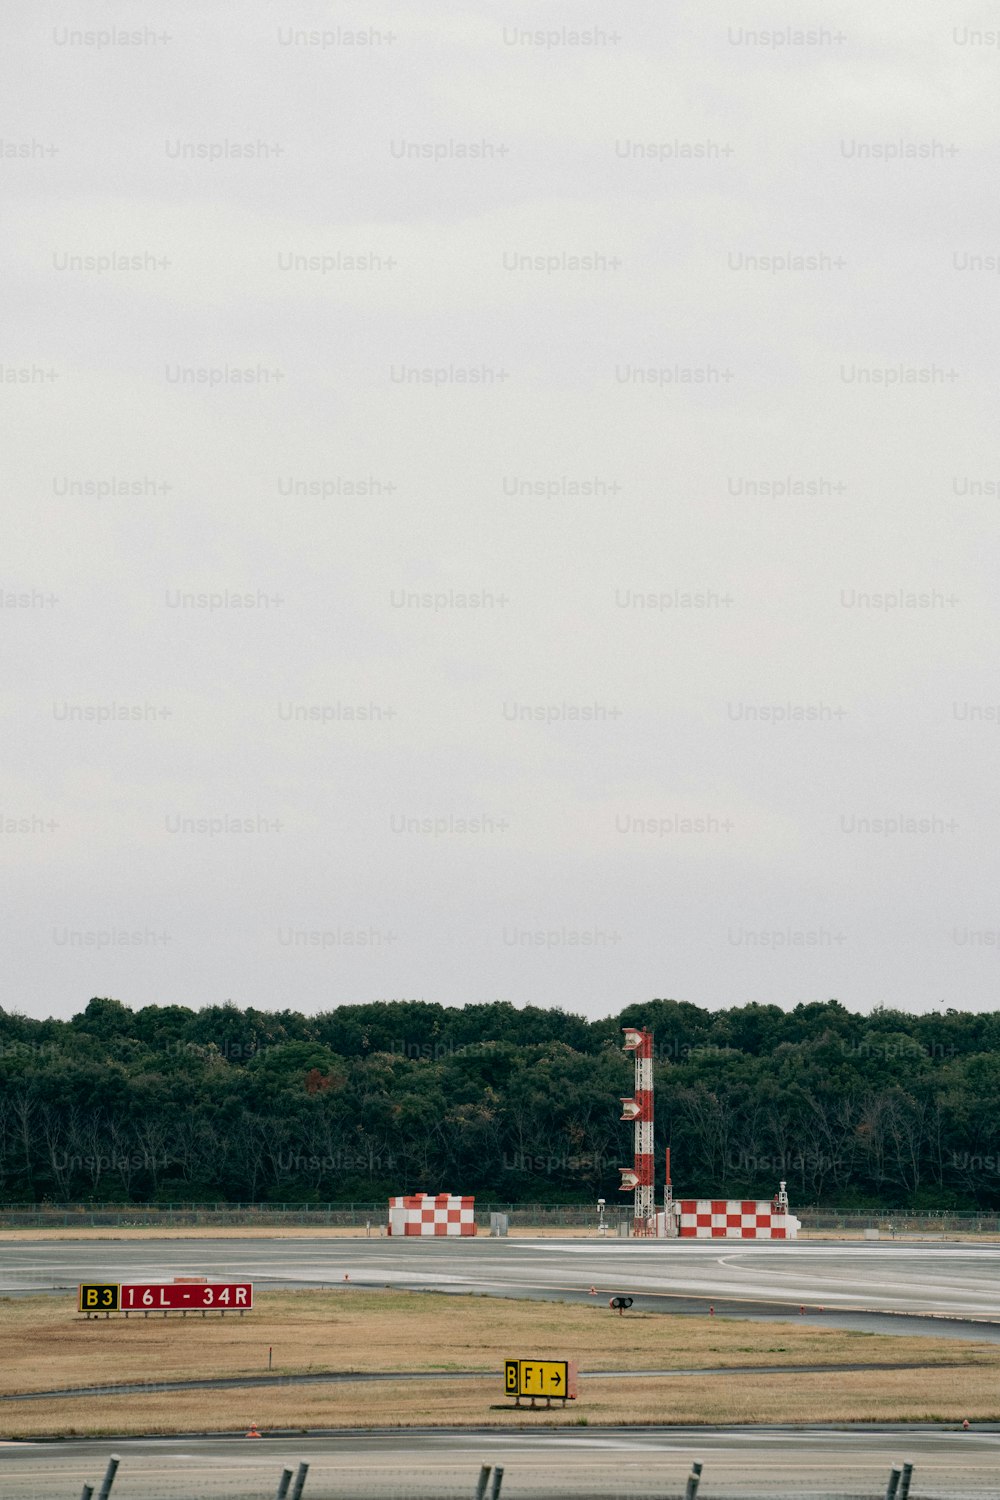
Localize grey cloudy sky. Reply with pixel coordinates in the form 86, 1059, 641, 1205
4, 2, 999, 1022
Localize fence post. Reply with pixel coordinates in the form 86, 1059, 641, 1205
289, 1462, 309, 1500
898, 1462, 913, 1500
474, 1465, 492, 1499
274, 1467, 293, 1500
684, 1460, 703, 1500
79, 1486, 94, 1500
488, 1464, 504, 1498
96, 1455, 119, 1500
884, 1464, 902, 1500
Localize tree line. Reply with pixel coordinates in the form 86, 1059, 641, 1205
0, 996, 997, 1208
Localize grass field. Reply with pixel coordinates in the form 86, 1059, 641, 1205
0, 1225, 390, 1240
0, 1288, 996, 1436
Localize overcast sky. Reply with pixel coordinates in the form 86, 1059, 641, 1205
4, 2, 999, 1023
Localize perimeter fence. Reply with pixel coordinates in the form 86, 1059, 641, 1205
1, 1202, 999, 1234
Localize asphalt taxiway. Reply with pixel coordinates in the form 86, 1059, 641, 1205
3, 1426, 999, 1500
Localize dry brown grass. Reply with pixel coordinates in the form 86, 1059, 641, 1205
4, 1366, 1000, 1439
0, 1225, 381, 1240
3, 1289, 993, 1393
2, 1224, 997, 1242
0, 1288, 996, 1437
0, 1226, 602, 1241
797, 1230, 1000, 1243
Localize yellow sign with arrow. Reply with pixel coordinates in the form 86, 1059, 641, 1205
504, 1359, 577, 1401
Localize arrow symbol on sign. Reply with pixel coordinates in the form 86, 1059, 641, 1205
552, 1371, 562, 1386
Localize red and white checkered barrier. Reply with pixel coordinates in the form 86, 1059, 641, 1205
387, 1194, 477, 1236
668, 1198, 798, 1239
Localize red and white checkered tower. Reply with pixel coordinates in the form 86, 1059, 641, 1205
619, 1027, 654, 1235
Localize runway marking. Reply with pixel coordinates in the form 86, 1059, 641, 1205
524, 1243, 999, 1259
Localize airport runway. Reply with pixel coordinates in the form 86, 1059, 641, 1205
2, 1241, 999, 1495
3, 1426, 999, 1500
2, 1238, 998, 1337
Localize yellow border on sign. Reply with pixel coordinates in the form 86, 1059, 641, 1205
504, 1359, 570, 1397
77, 1283, 121, 1312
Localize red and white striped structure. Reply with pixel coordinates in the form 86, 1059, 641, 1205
619, 1027, 655, 1235
656, 1182, 799, 1239
674, 1199, 796, 1238
387, 1194, 476, 1236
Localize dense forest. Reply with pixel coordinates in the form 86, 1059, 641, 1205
0, 996, 998, 1209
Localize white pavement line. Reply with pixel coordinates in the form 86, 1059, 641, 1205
523, 1243, 998, 1259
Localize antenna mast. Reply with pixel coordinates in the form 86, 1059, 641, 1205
620, 1028, 654, 1235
